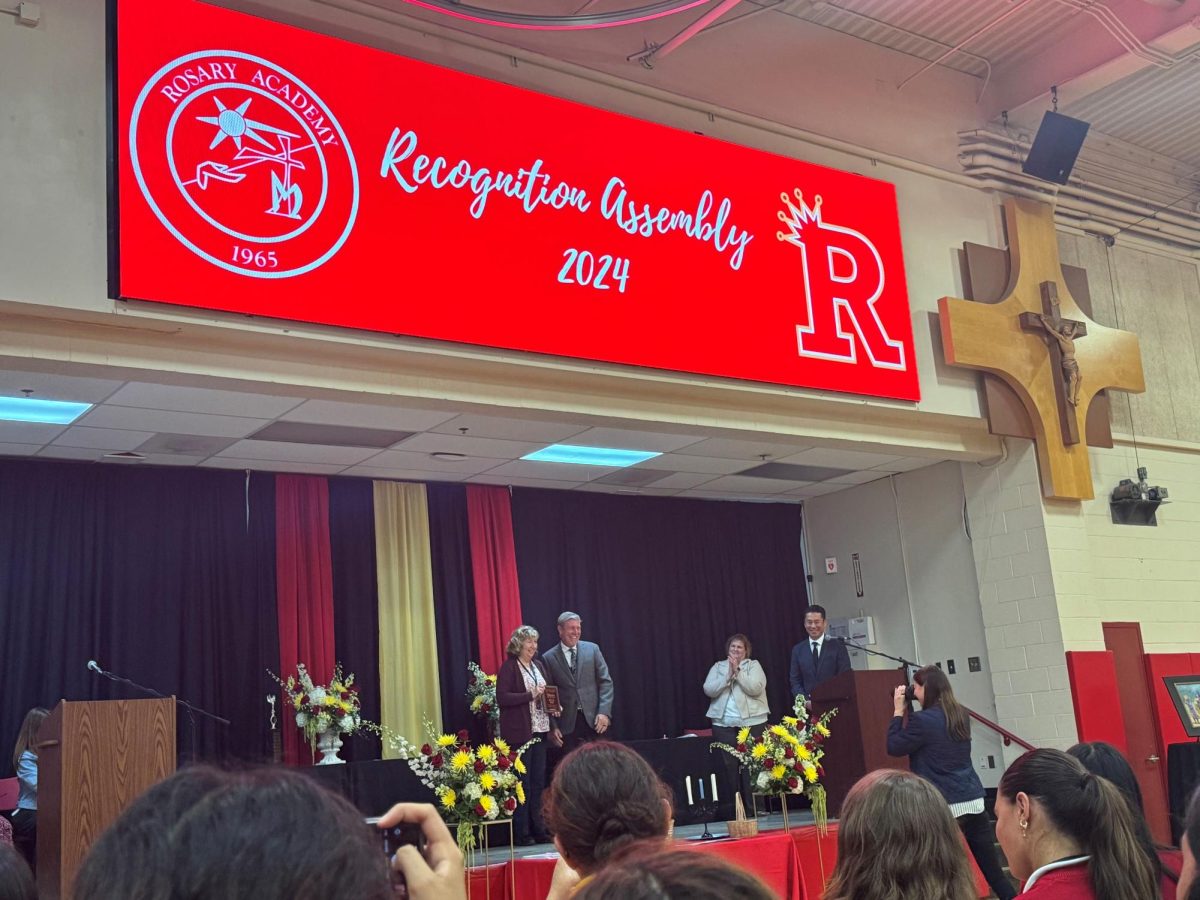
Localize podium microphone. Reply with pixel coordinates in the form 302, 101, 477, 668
87, 659, 103, 675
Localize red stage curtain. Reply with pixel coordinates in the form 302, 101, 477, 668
466, 485, 524, 674
276, 474, 337, 765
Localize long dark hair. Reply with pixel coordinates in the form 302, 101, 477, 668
1068, 741, 1175, 885
11, 708, 49, 770
913, 666, 969, 742
543, 742, 672, 875
999, 748, 1158, 900
575, 845, 777, 900
0, 845, 37, 900
1185, 786, 1200, 900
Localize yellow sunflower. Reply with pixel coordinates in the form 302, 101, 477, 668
450, 750, 473, 771
516, 782, 526, 804
514, 757, 526, 775
493, 738, 511, 755
437, 734, 457, 748
477, 745, 497, 764
479, 772, 497, 791
440, 789, 457, 809
736, 727, 751, 744
771, 764, 787, 780
751, 744, 768, 759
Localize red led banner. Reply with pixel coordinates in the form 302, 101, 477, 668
114, 0, 920, 400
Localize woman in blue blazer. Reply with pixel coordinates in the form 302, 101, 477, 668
887, 665, 1016, 900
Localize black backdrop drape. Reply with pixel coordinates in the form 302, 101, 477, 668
510, 488, 808, 741
0, 459, 279, 773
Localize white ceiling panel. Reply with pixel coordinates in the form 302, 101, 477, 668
642, 471, 722, 490
470, 474, 586, 490
429, 413, 588, 443
790, 482, 852, 497
0, 443, 43, 456
200, 457, 349, 474
0, 421, 66, 443
682, 491, 799, 504
102, 383, 307, 418
697, 475, 813, 493
216, 439, 379, 465
872, 457, 940, 472
562, 426, 705, 453
634, 453, 755, 475
51, 426, 157, 451
484, 459, 620, 482
282, 399, 458, 431
77, 405, 269, 437
37, 445, 107, 461
827, 469, 892, 486
0, 372, 123, 403
129, 454, 208, 467
392, 432, 544, 459
778, 447, 902, 468
340, 466, 470, 482
363, 449, 503, 475
574, 484, 683, 496
678, 437, 811, 460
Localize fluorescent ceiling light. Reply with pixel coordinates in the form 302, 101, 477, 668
521, 444, 662, 467
0, 397, 92, 424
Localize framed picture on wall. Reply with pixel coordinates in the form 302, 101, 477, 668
1163, 676, 1200, 738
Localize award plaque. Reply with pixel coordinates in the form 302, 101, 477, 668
543, 685, 562, 714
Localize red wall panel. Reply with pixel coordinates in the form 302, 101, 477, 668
1066, 650, 1128, 753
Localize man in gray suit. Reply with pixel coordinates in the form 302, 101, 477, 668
542, 611, 613, 751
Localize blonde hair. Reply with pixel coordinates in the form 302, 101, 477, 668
11, 707, 50, 770
505, 625, 540, 657
824, 769, 977, 900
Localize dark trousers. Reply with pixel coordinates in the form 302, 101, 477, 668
958, 810, 1017, 900
512, 735, 548, 841
711, 723, 767, 815
8, 808, 36, 872
547, 712, 600, 786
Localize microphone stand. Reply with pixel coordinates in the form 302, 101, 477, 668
91, 665, 230, 762
840, 639, 920, 673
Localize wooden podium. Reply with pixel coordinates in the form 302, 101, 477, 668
810, 669, 908, 816
37, 698, 176, 900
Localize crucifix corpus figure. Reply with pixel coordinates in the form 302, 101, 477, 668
1034, 313, 1083, 407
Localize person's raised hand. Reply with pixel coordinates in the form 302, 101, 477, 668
378, 802, 466, 900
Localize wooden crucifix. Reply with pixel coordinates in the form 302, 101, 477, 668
937, 198, 1145, 501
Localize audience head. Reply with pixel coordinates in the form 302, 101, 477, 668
0, 845, 37, 900
1067, 741, 1169, 884
725, 633, 752, 659
506, 624, 540, 658
11, 707, 49, 769
543, 741, 672, 875
73, 765, 392, 900
1180, 786, 1200, 900
574, 845, 776, 900
997, 748, 1158, 900
823, 769, 977, 900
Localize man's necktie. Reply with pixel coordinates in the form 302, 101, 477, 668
568, 647, 577, 674
811, 641, 819, 670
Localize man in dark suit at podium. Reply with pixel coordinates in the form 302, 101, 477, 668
789, 604, 852, 704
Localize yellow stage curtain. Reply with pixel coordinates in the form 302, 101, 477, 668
374, 481, 443, 756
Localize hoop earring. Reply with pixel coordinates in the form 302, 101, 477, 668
1019, 818, 1029, 839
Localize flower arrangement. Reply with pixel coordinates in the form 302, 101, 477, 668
713, 696, 837, 830
466, 661, 500, 730
394, 720, 533, 852
269, 662, 362, 752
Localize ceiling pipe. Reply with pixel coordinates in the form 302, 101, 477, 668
629, 0, 748, 65
896, 0, 1038, 92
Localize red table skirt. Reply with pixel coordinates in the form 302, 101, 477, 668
467, 823, 989, 900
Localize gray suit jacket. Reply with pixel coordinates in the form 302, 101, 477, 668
542, 640, 614, 735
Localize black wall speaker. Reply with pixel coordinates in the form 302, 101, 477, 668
1022, 111, 1090, 185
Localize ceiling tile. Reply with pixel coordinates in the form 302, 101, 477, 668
0, 372, 124, 403
873, 457, 939, 472
135, 433, 237, 456
574, 484, 683, 496
103, 383, 305, 418
363, 449, 503, 475
51, 426, 157, 451
340, 466, 469, 483
429, 414, 588, 443
0, 443, 43, 457
126, 454, 207, 467
469, 475, 583, 490
0, 422, 65, 443
216, 439, 379, 465
827, 470, 891, 485
789, 482, 852, 497
483, 459, 620, 483
640, 471, 720, 490
677, 490, 798, 504
249, 421, 411, 448
393, 432, 544, 459
37, 445, 106, 461
698, 475, 813, 493
676, 437, 811, 460
77, 406, 268, 438
282, 399, 458, 431
634, 454, 753, 475
563, 427, 705, 453
200, 458, 349, 475
777, 447, 902, 469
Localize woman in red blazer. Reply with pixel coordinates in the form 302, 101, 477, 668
497, 625, 552, 846
995, 748, 1158, 899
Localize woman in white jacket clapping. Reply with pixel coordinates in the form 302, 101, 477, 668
703, 634, 769, 814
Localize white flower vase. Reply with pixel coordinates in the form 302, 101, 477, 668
315, 729, 345, 765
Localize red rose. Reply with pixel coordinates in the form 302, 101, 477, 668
498, 756, 511, 770
764, 758, 775, 768
784, 747, 795, 759
736, 743, 746, 752
421, 744, 432, 756
755, 735, 764, 744
818, 765, 825, 777
431, 754, 444, 768
508, 752, 517, 763
504, 797, 517, 812
480, 704, 491, 714
474, 760, 486, 773
474, 803, 486, 816
458, 730, 470, 743
787, 777, 799, 790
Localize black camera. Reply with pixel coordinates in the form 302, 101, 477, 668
903, 684, 916, 702
379, 821, 426, 859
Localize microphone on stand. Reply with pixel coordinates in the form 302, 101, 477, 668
87, 659, 103, 675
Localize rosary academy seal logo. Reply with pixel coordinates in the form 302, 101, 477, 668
128, 51, 358, 278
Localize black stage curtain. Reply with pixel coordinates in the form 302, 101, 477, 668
425, 483, 481, 738
329, 477, 382, 761
0, 459, 278, 770
511, 488, 808, 741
